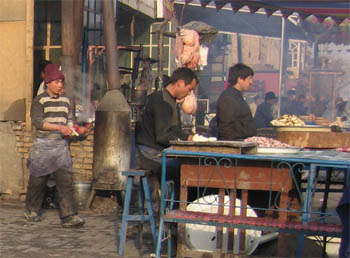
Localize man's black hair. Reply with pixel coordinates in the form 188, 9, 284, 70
162, 74, 171, 88
254, 95, 261, 100
227, 63, 254, 86
298, 94, 306, 101
39, 60, 52, 73
168, 67, 199, 86
287, 89, 296, 96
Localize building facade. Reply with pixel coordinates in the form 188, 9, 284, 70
0, 0, 158, 199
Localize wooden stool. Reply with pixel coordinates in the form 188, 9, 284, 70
118, 170, 157, 256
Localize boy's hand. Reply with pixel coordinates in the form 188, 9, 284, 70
77, 123, 93, 135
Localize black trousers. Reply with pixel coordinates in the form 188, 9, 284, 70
25, 169, 76, 219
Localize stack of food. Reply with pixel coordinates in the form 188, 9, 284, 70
330, 117, 344, 128
314, 117, 330, 126
299, 114, 316, 122
270, 115, 305, 127
244, 136, 293, 148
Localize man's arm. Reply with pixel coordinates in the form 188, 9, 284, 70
153, 100, 190, 145
42, 122, 72, 136
217, 94, 240, 140
31, 96, 72, 136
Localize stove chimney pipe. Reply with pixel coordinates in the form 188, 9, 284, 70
102, 0, 121, 90
91, 0, 131, 192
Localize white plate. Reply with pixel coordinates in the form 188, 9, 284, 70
257, 147, 301, 154
185, 195, 261, 255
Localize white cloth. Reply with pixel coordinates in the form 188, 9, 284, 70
37, 81, 46, 95
199, 45, 209, 67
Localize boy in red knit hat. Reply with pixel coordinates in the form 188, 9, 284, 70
25, 63, 90, 227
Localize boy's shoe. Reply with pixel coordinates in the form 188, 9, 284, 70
24, 210, 42, 222
61, 215, 85, 228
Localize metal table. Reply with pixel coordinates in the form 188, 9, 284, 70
156, 148, 350, 257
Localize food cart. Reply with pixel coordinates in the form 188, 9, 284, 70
275, 126, 350, 149
270, 114, 350, 149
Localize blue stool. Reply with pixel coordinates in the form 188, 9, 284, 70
118, 170, 157, 256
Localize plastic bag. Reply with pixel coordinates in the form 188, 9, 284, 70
181, 91, 197, 115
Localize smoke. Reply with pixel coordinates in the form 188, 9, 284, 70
64, 65, 99, 123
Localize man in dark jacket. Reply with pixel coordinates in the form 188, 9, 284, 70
281, 89, 298, 115
295, 94, 308, 116
135, 68, 198, 210
254, 91, 277, 129
216, 63, 256, 140
135, 67, 198, 175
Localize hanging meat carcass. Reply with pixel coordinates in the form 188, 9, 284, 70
175, 29, 201, 69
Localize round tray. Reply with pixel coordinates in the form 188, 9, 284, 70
275, 125, 330, 132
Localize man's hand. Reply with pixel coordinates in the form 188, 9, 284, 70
77, 123, 93, 135
59, 125, 73, 136
42, 122, 72, 136
187, 135, 193, 141
176, 98, 185, 103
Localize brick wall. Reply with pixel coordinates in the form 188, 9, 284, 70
13, 122, 94, 184
70, 134, 94, 182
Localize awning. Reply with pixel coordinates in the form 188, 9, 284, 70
175, 4, 307, 39
184, 0, 350, 24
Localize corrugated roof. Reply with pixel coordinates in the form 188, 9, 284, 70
175, 4, 307, 40
184, 0, 350, 24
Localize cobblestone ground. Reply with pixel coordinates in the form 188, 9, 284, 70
0, 193, 341, 258
0, 200, 154, 258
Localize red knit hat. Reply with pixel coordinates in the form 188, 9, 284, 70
44, 64, 64, 84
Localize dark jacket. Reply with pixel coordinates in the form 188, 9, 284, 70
281, 99, 299, 116
216, 87, 256, 140
254, 102, 274, 129
295, 101, 308, 116
136, 89, 190, 151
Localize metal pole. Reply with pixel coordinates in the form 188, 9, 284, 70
277, 17, 285, 118
156, 19, 169, 91
313, 42, 319, 67
102, 0, 121, 90
82, 28, 88, 112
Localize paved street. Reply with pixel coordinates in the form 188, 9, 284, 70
0, 195, 341, 258
0, 200, 154, 258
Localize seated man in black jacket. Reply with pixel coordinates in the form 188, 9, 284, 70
135, 67, 198, 182
254, 91, 277, 129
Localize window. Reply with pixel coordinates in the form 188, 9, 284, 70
287, 40, 306, 79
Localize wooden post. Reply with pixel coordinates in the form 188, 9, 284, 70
73, 0, 88, 111
25, 0, 34, 131
73, 0, 84, 66
61, 0, 75, 98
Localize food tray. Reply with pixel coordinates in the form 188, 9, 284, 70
256, 147, 301, 154
275, 125, 330, 133
170, 140, 257, 148
169, 140, 258, 155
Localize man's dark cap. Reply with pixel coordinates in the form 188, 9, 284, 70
265, 91, 277, 101
287, 89, 296, 96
